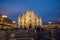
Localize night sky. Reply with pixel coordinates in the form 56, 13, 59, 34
0, 0, 60, 24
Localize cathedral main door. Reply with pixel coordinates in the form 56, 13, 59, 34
29, 24, 32, 29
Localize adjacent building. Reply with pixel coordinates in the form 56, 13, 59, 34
42, 22, 60, 28
0, 14, 17, 29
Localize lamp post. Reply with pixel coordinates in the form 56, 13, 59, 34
12, 21, 16, 28
2, 15, 7, 29
48, 22, 55, 40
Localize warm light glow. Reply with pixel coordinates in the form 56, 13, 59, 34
48, 22, 52, 24
12, 21, 16, 23
18, 10, 42, 28
2, 15, 7, 18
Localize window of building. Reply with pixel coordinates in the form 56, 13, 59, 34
24, 22, 26, 24
29, 19, 31, 21
35, 18, 36, 20
38, 22, 39, 24
35, 22, 36, 24
24, 18, 26, 20
24, 26, 26, 29
30, 15, 31, 17
21, 22, 22, 24
20, 25, 22, 29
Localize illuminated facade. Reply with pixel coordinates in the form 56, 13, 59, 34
18, 10, 42, 28
0, 14, 17, 29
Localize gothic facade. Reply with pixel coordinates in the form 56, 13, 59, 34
18, 10, 42, 28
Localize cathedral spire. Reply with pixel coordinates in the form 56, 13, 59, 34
26, 9, 29, 12
18, 13, 21, 28
17, 10, 42, 28
40, 16, 42, 26
23, 12, 25, 27
18, 13, 21, 17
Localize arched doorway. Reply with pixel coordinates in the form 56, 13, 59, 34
29, 24, 32, 29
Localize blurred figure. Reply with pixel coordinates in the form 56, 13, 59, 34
55, 25, 58, 29
36, 26, 40, 33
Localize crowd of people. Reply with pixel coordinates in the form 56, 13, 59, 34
0, 26, 45, 34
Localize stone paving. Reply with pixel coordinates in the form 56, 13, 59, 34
0, 28, 60, 40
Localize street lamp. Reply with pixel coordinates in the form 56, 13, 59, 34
12, 21, 16, 23
48, 21, 52, 28
2, 15, 7, 29
48, 22, 55, 40
12, 21, 16, 28
48, 22, 52, 24
2, 15, 7, 18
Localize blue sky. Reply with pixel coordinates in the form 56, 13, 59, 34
0, 0, 60, 23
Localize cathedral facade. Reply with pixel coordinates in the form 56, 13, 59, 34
18, 10, 42, 28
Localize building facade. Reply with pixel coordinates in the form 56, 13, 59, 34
0, 14, 17, 29
18, 10, 42, 28
42, 22, 60, 28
